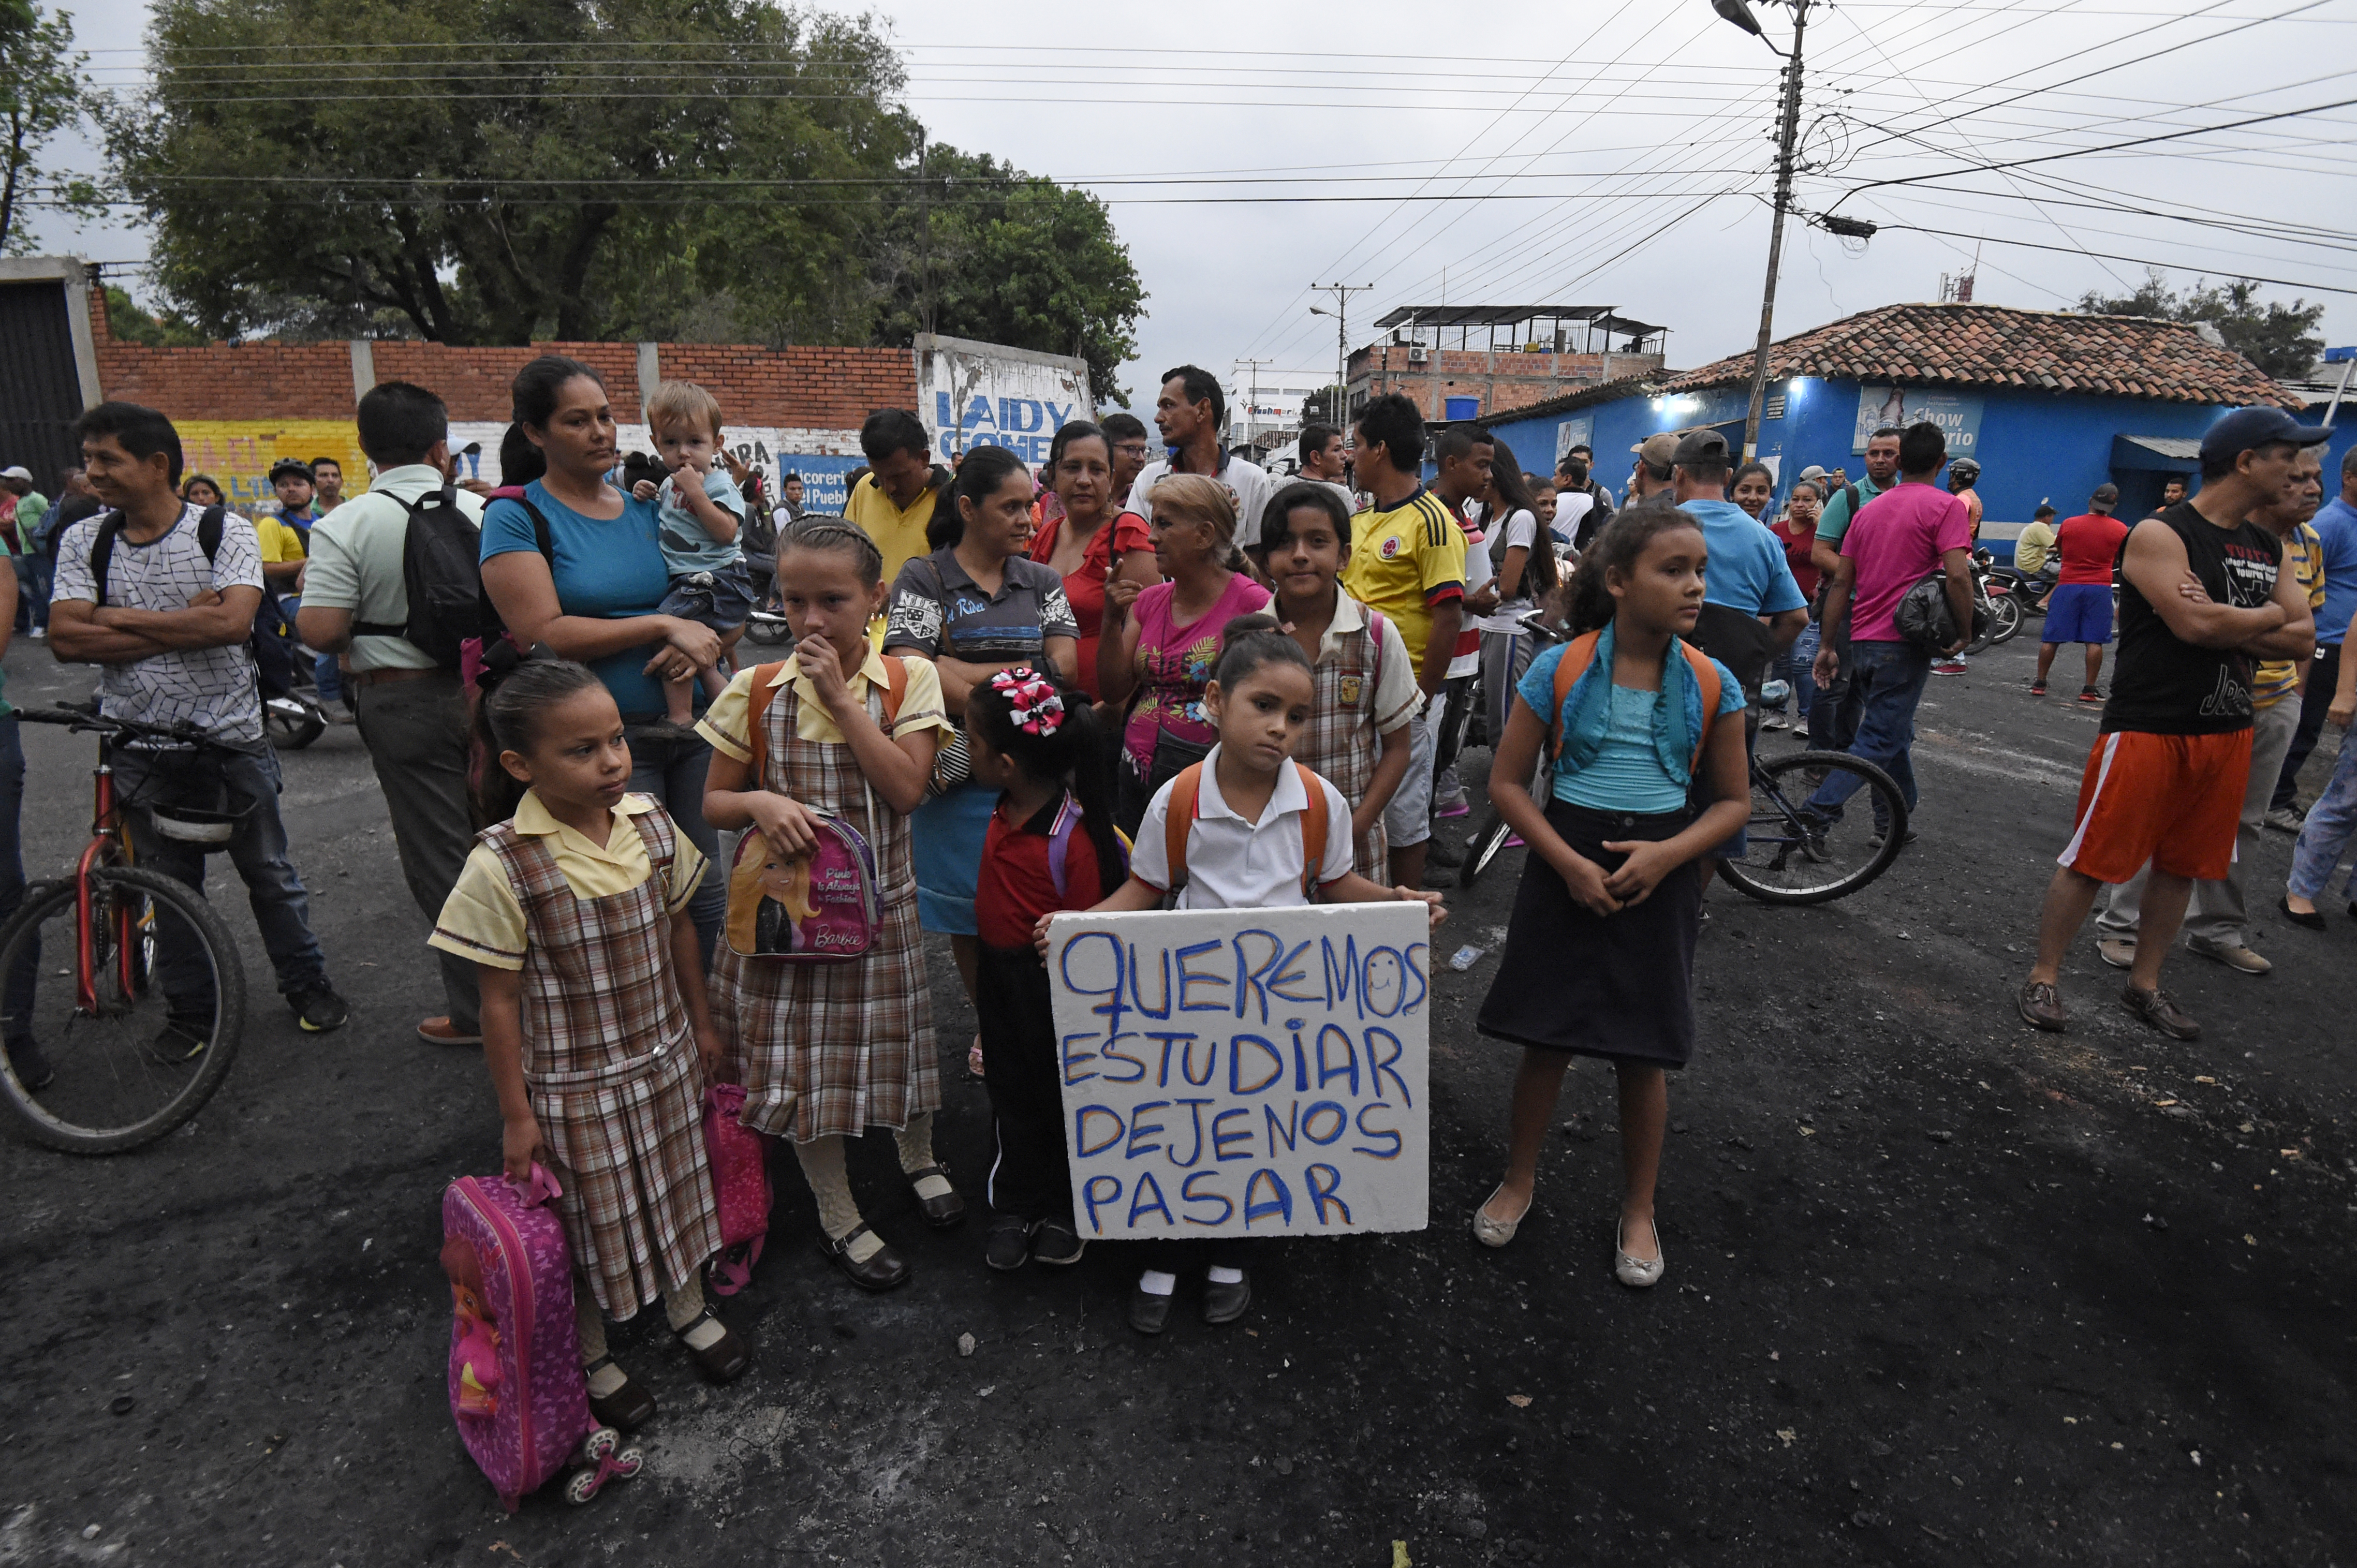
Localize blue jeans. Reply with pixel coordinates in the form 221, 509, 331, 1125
625, 725, 724, 965
115, 743, 331, 1010
0, 716, 36, 1047
1805, 640, 1930, 826
2287, 729, 2357, 904
9, 556, 34, 632
1776, 622, 1820, 722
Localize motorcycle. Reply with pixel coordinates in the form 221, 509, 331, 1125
1967, 554, 2023, 651
264, 690, 330, 750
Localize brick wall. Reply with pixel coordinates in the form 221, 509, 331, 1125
88, 288, 918, 427
1347, 346, 1670, 423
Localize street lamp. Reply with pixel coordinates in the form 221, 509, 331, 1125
1310, 284, 1371, 430
1715, 0, 1808, 463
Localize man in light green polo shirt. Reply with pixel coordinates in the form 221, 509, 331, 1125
295, 381, 487, 1048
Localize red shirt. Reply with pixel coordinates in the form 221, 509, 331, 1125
975, 793, 1113, 950
1772, 513, 1820, 600
2055, 512, 2130, 586
1030, 510, 1153, 700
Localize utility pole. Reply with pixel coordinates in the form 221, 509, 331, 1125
1726, 0, 1809, 463
918, 129, 935, 337
1309, 283, 1373, 430
1235, 357, 1271, 454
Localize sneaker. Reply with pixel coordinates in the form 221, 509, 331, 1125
1932, 659, 1968, 677
4, 1034, 53, 1090
288, 984, 350, 1033
2027, 681, 2047, 697
2264, 806, 2305, 834
1759, 710, 1787, 731
1434, 798, 1472, 821
1029, 1216, 1085, 1267
1867, 826, 1920, 848
2015, 979, 2068, 1032
28, 626, 44, 640
2186, 936, 2271, 975
2076, 687, 2104, 706
2120, 984, 2199, 1040
146, 1015, 210, 1063
984, 1214, 1034, 1272
2095, 937, 2137, 969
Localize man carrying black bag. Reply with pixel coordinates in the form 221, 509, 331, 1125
296, 381, 488, 1048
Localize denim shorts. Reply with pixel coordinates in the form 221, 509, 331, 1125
659, 558, 758, 632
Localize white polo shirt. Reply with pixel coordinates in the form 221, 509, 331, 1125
1129, 746, 1356, 910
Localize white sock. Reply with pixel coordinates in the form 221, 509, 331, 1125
894, 1113, 955, 1201
1138, 1269, 1178, 1296
664, 1276, 726, 1351
794, 1136, 884, 1263
576, 1292, 628, 1396
1206, 1265, 1245, 1285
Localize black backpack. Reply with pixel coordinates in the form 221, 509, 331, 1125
354, 485, 550, 668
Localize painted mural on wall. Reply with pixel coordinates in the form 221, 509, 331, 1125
444, 423, 867, 513
915, 333, 1095, 465
175, 422, 373, 512
1852, 386, 1984, 455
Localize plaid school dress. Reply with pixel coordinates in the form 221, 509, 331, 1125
482, 803, 724, 1322
712, 676, 942, 1143
1297, 603, 1392, 880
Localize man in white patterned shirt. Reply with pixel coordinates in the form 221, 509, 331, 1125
49, 402, 349, 1040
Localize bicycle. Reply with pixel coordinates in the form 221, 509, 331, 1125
1456, 622, 1911, 905
0, 706, 250, 1154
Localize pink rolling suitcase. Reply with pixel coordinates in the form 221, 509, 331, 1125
441, 1165, 644, 1510
702, 1083, 773, 1296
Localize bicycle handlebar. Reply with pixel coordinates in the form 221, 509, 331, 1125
16, 704, 212, 748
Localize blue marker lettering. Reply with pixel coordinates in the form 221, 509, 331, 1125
1176, 940, 1228, 1011
1170, 1098, 1215, 1167
1366, 1027, 1411, 1107
1181, 1171, 1234, 1226
1264, 1100, 1299, 1156
1229, 1034, 1284, 1094
1305, 1163, 1352, 1226
1315, 1024, 1361, 1097
1074, 1105, 1125, 1158
1059, 1030, 1099, 1086
1352, 1102, 1403, 1159
1126, 1171, 1175, 1229
1082, 1175, 1123, 1234
1243, 1168, 1294, 1228
1301, 1100, 1348, 1146
1212, 1107, 1253, 1161
1231, 928, 1284, 1022
1125, 1101, 1169, 1160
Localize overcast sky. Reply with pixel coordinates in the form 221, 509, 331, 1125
27, 0, 2357, 405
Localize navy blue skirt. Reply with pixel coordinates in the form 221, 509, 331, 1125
1476, 798, 1703, 1068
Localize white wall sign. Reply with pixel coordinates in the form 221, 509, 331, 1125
1851, 386, 1984, 456
1045, 901, 1432, 1241
916, 332, 1094, 467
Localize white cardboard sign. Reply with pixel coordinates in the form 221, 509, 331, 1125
1045, 902, 1432, 1240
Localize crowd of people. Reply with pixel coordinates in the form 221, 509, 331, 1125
1, 356, 2350, 1447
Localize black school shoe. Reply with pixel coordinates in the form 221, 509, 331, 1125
1129, 1282, 1174, 1335
288, 983, 350, 1034
985, 1215, 1035, 1272
1202, 1272, 1253, 1324
1030, 1216, 1085, 1266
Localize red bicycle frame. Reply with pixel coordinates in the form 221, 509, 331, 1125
70, 735, 139, 1016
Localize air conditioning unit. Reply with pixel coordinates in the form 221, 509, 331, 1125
1406, 345, 1430, 365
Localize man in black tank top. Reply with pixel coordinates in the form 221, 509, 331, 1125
2016, 407, 2326, 1041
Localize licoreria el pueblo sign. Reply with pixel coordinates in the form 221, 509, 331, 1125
1044, 902, 1432, 1241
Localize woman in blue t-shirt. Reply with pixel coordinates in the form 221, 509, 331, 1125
479, 356, 727, 951
1466, 504, 1750, 1292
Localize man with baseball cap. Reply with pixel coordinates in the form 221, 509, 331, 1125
1627, 431, 1678, 505
2, 466, 47, 636
2030, 482, 2130, 703
1667, 427, 1808, 664
2016, 405, 2324, 1041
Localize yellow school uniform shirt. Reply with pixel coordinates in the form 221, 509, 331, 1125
1339, 485, 1467, 673
696, 646, 954, 758
842, 473, 942, 589
2252, 521, 2325, 709
429, 792, 707, 971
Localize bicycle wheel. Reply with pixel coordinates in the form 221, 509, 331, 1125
0, 865, 248, 1154
1718, 749, 1909, 905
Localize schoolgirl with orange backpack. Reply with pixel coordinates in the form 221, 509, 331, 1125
697, 518, 961, 1296
1467, 504, 1752, 1291
1051, 614, 1446, 1334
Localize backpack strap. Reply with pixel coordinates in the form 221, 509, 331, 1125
485, 485, 557, 566
1046, 792, 1080, 902
880, 654, 908, 726
743, 662, 791, 787
197, 503, 225, 561
1546, 631, 1606, 762
1162, 762, 1205, 894
1294, 761, 1330, 897
87, 503, 225, 609
1675, 641, 1725, 776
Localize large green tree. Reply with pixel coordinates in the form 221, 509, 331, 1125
2079, 270, 2325, 382
0, 0, 97, 254
104, 0, 1146, 387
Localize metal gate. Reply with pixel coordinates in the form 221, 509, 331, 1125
0, 279, 86, 492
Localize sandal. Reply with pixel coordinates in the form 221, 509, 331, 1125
582, 1356, 658, 1430
905, 1162, 967, 1230
670, 1304, 752, 1384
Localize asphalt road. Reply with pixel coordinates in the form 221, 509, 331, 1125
3, 631, 2353, 1567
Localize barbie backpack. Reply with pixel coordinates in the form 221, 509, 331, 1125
702, 1083, 773, 1295
440, 1166, 644, 1510
722, 659, 908, 961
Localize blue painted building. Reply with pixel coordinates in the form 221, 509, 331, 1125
1474, 302, 2310, 557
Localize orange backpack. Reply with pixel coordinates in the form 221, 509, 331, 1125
1162, 761, 1330, 899
742, 656, 909, 782
1546, 631, 1724, 774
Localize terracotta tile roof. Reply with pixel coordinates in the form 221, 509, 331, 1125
1662, 302, 2302, 408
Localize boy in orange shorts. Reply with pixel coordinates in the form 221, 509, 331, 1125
2015, 407, 2324, 1041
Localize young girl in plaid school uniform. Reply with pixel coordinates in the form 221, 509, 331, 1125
698, 519, 962, 1294
431, 656, 752, 1434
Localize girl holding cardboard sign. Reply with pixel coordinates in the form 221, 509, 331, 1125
1051, 615, 1444, 1334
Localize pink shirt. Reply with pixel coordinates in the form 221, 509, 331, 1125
1120, 573, 1272, 772
1841, 481, 1972, 643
